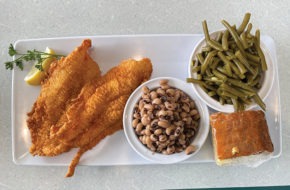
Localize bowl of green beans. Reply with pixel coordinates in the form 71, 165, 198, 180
187, 13, 275, 112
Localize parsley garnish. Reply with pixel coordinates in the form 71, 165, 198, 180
4, 44, 64, 71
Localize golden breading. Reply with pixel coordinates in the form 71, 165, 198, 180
27, 39, 101, 156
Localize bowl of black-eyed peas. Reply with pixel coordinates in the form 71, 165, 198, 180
123, 77, 209, 164
187, 13, 274, 113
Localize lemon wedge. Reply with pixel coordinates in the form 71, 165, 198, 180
24, 47, 56, 85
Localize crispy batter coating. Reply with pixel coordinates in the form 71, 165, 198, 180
27, 39, 101, 156
51, 58, 153, 143
26, 39, 153, 177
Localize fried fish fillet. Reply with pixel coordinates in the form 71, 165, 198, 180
57, 58, 153, 177
27, 39, 153, 177
51, 58, 153, 144
27, 39, 101, 156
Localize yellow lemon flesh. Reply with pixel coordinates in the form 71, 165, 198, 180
24, 47, 56, 85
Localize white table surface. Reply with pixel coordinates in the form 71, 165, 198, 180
1, 0, 290, 189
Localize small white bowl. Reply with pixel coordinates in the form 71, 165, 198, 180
188, 30, 275, 112
123, 77, 210, 164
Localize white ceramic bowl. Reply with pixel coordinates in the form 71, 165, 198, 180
188, 30, 275, 112
123, 77, 210, 164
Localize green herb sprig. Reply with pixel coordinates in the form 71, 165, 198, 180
5, 44, 64, 71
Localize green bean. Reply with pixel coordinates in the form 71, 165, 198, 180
248, 74, 261, 87
216, 32, 223, 42
202, 20, 211, 41
227, 78, 255, 91
219, 97, 225, 105
212, 69, 228, 81
232, 58, 247, 75
202, 46, 212, 52
221, 20, 246, 55
240, 32, 249, 49
186, 78, 217, 91
253, 93, 266, 111
217, 52, 233, 76
205, 69, 213, 77
201, 50, 217, 74
232, 98, 239, 112
208, 91, 217, 97
255, 29, 260, 46
229, 61, 243, 78
246, 52, 260, 63
188, 14, 268, 111
208, 40, 224, 51
220, 83, 249, 99
221, 91, 238, 100
222, 30, 229, 51
191, 65, 200, 73
237, 13, 251, 34
196, 53, 205, 65
210, 57, 220, 69
246, 23, 253, 34
235, 50, 256, 74
202, 20, 223, 51
254, 39, 267, 71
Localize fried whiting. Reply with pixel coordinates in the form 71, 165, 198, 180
26, 40, 153, 177
27, 39, 101, 156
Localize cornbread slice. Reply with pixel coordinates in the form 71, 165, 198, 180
210, 110, 274, 166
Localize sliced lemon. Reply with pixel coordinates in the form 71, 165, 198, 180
24, 47, 56, 85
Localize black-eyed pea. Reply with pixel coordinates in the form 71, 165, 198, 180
174, 90, 181, 101
133, 112, 141, 119
145, 128, 151, 136
142, 86, 150, 94
159, 135, 167, 142
183, 117, 192, 125
176, 146, 183, 153
158, 120, 170, 128
185, 145, 197, 155
150, 134, 158, 142
142, 94, 150, 99
182, 104, 190, 112
140, 129, 146, 135
162, 150, 169, 155
169, 135, 176, 141
166, 88, 175, 96
150, 91, 158, 99
132, 119, 139, 128
166, 146, 175, 154
136, 123, 144, 134
149, 146, 156, 152
178, 138, 186, 145
150, 119, 159, 129
190, 109, 198, 116
193, 113, 200, 120
159, 79, 168, 86
180, 111, 187, 118
146, 136, 153, 146
157, 88, 165, 96
157, 110, 167, 117
142, 136, 147, 145
166, 126, 175, 136
166, 110, 173, 116
138, 101, 144, 110
161, 84, 170, 90
144, 104, 153, 111
154, 128, 163, 136
179, 133, 186, 140
152, 98, 161, 105
190, 101, 196, 108
141, 114, 151, 125
165, 102, 176, 110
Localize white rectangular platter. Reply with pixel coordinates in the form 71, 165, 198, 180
12, 34, 281, 166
